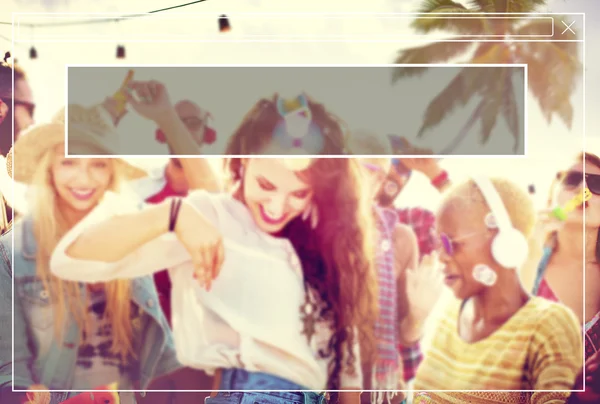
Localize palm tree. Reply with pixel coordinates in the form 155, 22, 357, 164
392, 0, 581, 153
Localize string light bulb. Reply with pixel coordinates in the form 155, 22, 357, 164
218, 15, 231, 33
116, 45, 126, 59
29, 46, 37, 59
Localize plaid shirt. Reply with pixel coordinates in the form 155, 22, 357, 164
395, 207, 437, 261
394, 206, 435, 381
399, 342, 423, 382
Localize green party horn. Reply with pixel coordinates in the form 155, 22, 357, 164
551, 188, 592, 221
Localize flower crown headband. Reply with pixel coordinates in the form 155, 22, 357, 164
271, 93, 330, 155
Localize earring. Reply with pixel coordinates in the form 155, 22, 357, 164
302, 203, 319, 229
472, 264, 497, 286
384, 180, 399, 196
310, 204, 319, 229
302, 204, 312, 222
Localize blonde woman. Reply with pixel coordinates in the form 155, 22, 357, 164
0, 104, 181, 404
413, 177, 582, 403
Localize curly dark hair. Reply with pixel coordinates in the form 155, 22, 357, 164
224, 94, 378, 389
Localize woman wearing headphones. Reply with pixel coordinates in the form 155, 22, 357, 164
412, 177, 582, 403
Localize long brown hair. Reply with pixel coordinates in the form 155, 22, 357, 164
547, 152, 600, 262
224, 94, 378, 389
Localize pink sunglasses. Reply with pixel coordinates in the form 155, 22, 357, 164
362, 162, 384, 172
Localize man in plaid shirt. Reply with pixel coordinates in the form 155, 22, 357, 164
379, 157, 451, 262
376, 156, 452, 382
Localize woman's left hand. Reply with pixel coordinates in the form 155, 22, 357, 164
405, 252, 444, 324
125, 80, 175, 125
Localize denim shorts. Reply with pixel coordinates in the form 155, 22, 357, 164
204, 368, 328, 404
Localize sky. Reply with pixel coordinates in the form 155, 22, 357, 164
0, 0, 595, 213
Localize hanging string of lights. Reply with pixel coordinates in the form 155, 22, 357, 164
0, 0, 231, 60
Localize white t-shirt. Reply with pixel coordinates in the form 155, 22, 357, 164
50, 190, 362, 391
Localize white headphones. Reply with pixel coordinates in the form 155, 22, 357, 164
471, 176, 529, 269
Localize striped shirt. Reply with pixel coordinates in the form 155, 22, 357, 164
413, 296, 582, 404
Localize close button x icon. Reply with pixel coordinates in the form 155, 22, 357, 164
561, 20, 576, 35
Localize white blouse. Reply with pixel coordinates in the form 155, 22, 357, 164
50, 190, 362, 391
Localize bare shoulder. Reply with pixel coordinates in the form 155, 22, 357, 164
392, 222, 418, 248
392, 223, 419, 277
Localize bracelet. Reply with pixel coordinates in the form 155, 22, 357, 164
431, 170, 449, 188
169, 198, 183, 232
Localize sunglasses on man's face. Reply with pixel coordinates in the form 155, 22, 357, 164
562, 171, 600, 195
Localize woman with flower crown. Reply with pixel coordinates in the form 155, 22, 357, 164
49, 80, 379, 403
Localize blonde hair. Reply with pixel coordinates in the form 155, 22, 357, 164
30, 148, 135, 361
444, 177, 536, 239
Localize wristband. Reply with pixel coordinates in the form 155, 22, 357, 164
169, 198, 183, 232
431, 170, 449, 188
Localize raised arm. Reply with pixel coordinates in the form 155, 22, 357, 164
125, 80, 221, 192
50, 191, 224, 287
155, 110, 221, 192
393, 224, 422, 344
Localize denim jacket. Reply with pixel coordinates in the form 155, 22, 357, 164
0, 217, 181, 403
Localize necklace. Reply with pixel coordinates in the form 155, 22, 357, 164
300, 283, 319, 343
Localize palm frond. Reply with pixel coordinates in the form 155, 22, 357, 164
516, 16, 578, 55
392, 41, 474, 81
501, 70, 521, 151
411, 0, 487, 34
416, 67, 490, 137
504, 0, 547, 13
478, 68, 508, 145
479, 98, 500, 145
514, 42, 580, 129
470, 43, 508, 64
466, 0, 495, 12
416, 0, 469, 13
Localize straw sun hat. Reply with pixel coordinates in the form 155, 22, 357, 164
6, 103, 146, 183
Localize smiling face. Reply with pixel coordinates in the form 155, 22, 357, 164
553, 156, 600, 227
242, 158, 313, 234
50, 145, 113, 215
